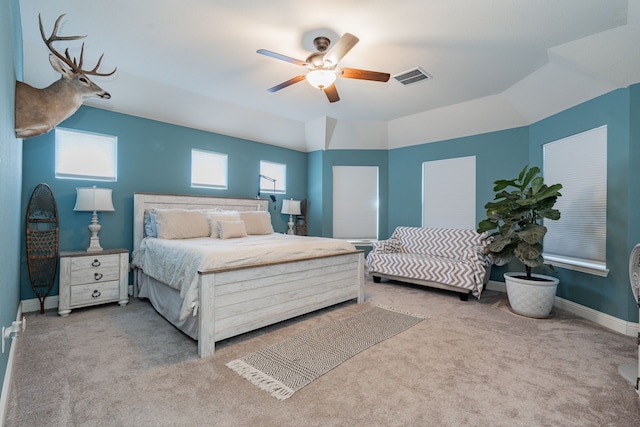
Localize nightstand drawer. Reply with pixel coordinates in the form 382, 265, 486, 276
70, 254, 120, 285
70, 281, 120, 307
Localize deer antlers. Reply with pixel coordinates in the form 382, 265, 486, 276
39, 13, 116, 77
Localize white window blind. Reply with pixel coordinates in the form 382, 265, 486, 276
422, 156, 476, 229
543, 125, 608, 276
260, 161, 286, 194
333, 166, 378, 240
191, 149, 227, 189
55, 128, 117, 181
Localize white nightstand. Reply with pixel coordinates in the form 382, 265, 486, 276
58, 248, 129, 317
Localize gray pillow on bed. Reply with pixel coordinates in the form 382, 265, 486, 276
143, 210, 157, 238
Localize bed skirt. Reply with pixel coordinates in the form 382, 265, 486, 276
137, 271, 198, 339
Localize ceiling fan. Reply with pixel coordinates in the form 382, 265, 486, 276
257, 33, 390, 103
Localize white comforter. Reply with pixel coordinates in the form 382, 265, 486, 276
132, 234, 356, 320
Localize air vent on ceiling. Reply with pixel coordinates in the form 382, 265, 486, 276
393, 67, 432, 86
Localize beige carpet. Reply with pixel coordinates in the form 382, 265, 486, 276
5, 276, 640, 426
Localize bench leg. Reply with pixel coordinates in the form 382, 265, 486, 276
373, 276, 381, 283
459, 292, 470, 301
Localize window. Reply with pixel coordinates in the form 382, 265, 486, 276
422, 156, 476, 229
55, 128, 117, 181
259, 161, 286, 194
191, 149, 227, 189
333, 166, 378, 241
543, 125, 608, 277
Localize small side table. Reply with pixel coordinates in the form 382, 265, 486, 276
58, 248, 129, 317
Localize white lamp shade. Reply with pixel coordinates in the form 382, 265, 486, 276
306, 69, 337, 89
74, 187, 115, 212
281, 199, 301, 215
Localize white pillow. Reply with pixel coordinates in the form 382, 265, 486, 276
218, 220, 248, 239
154, 209, 210, 239
207, 211, 241, 238
239, 211, 274, 235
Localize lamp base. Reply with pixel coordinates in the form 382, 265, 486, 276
287, 215, 295, 235
86, 237, 104, 252
86, 212, 104, 252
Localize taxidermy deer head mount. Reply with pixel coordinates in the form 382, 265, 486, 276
15, 14, 116, 139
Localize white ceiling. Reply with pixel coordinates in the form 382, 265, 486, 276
18, 0, 640, 151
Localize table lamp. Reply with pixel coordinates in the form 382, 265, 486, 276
281, 199, 301, 235
74, 186, 115, 252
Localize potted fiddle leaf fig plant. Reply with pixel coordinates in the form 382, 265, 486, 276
477, 164, 563, 318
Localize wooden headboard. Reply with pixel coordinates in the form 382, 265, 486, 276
133, 193, 269, 249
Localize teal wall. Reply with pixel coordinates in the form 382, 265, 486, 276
306, 151, 325, 237
387, 127, 529, 231
20, 107, 307, 300
630, 85, 640, 249
529, 88, 638, 322
0, 0, 21, 402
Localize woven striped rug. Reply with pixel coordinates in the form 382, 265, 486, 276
226, 305, 427, 400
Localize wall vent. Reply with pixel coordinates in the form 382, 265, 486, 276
393, 67, 432, 86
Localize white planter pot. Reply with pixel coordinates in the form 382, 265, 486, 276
504, 272, 559, 318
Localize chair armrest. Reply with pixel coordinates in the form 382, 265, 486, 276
371, 237, 401, 253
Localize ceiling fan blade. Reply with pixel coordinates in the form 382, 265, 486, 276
267, 75, 306, 92
340, 67, 391, 82
323, 84, 340, 103
257, 49, 308, 66
323, 33, 359, 66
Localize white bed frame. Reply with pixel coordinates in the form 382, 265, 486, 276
133, 193, 365, 358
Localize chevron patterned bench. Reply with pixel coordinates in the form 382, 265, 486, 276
366, 227, 491, 301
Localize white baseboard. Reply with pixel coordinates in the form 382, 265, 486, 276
1, 304, 23, 426
20, 295, 59, 314
486, 280, 638, 337
553, 296, 639, 336
20, 285, 134, 314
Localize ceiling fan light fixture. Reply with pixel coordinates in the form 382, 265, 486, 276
306, 69, 337, 89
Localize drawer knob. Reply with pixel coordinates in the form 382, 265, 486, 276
91, 259, 101, 267
94, 273, 103, 281
92, 289, 101, 298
